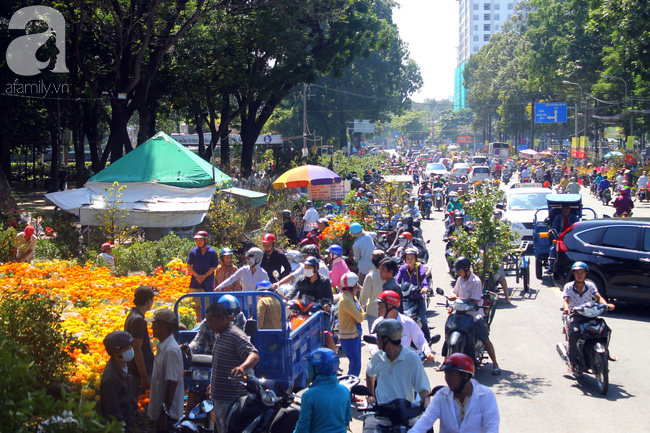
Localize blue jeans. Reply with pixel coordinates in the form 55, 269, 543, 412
340, 336, 362, 376
418, 300, 431, 341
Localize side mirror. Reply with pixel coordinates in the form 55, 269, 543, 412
436, 287, 445, 296
350, 384, 372, 396
244, 319, 258, 338
426, 240, 431, 244
429, 334, 441, 345
496, 203, 505, 210
363, 335, 378, 345
544, 217, 551, 227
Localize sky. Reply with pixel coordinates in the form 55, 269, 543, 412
392, 0, 459, 103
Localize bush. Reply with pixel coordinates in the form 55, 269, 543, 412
35, 238, 66, 260
0, 292, 87, 388
0, 224, 18, 262
38, 211, 80, 259
112, 233, 195, 276
0, 337, 121, 433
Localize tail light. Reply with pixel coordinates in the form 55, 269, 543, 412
556, 223, 577, 253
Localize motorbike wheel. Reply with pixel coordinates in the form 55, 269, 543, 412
593, 351, 609, 394
535, 257, 544, 280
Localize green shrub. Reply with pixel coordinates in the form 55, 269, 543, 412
112, 233, 195, 276
0, 338, 121, 433
0, 292, 88, 388
35, 238, 66, 260
0, 224, 18, 262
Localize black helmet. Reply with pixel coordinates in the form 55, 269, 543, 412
453, 256, 471, 272
301, 244, 320, 256
375, 318, 403, 342
103, 331, 133, 353
403, 215, 414, 225
412, 219, 421, 228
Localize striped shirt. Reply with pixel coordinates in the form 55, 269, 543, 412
209, 325, 258, 403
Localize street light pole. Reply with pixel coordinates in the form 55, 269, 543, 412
562, 80, 583, 140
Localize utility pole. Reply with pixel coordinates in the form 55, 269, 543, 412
302, 84, 308, 154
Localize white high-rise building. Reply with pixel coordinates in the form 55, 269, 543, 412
454, 0, 520, 110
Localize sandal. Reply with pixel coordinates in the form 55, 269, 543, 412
492, 367, 501, 376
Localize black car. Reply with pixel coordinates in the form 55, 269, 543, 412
552, 218, 650, 303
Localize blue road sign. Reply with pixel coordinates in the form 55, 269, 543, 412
535, 102, 567, 123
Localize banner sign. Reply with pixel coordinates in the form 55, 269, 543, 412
577, 136, 587, 159
308, 180, 351, 201
571, 137, 578, 157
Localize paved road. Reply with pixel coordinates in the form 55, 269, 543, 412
345, 182, 650, 432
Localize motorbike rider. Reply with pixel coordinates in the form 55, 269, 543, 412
493, 160, 503, 178
418, 180, 432, 196
338, 272, 365, 377
273, 244, 330, 289
432, 176, 445, 189
557, 174, 570, 192
567, 177, 581, 194
214, 247, 269, 291
281, 209, 300, 246
392, 231, 414, 260
448, 257, 501, 375
403, 197, 422, 219
613, 186, 634, 216
443, 213, 469, 273
327, 244, 350, 291
520, 165, 531, 181
260, 233, 292, 283
396, 248, 432, 342
446, 192, 463, 219
364, 319, 431, 433
637, 170, 649, 196
409, 353, 500, 433
597, 175, 612, 201
370, 290, 435, 362
293, 348, 352, 433
562, 262, 615, 371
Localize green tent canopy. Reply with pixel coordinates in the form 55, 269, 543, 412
89, 131, 231, 188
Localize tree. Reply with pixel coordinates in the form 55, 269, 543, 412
435, 109, 475, 141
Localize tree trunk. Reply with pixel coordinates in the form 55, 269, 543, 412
218, 102, 232, 171
339, 105, 347, 150
137, 101, 157, 145
48, 126, 60, 193
107, 101, 129, 163
0, 161, 16, 211
72, 114, 86, 187
240, 125, 256, 178
83, 102, 101, 174
195, 107, 205, 159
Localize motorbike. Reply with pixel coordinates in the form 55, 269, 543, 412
164, 399, 215, 433
226, 375, 360, 433
502, 170, 511, 184
601, 188, 612, 206
421, 193, 433, 220
638, 186, 648, 202
353, 384, 443, 433
436, 287, 497, 368
556, 302, 611, 394
613, 210, 632, 218
433, 188, 444, 211
287, 296, 324, 331
400, 283, 428, 335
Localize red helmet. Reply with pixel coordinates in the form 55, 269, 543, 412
261, 233, 276, 243
375, 290, 401, 308
399, 232, 413, 241
193, 230, 209, 239
440, 353, 475, 377
24, 225, 35, 237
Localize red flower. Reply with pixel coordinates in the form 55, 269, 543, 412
45, 227, 54, 235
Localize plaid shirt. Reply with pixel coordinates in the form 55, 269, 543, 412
214, 264, 241, 291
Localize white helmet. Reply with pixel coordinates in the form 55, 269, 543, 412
340, 272, 359, 290
246, 247, 264, 267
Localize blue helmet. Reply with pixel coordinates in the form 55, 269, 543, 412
350, 222, 363, 235
324, 203, 333, 210
220, 247, 233, 256
571, 261, 589, 272
307, 348, 339, 378
327, 244, 343, 257
256, 280, 273, 291
218, 294, 240, 314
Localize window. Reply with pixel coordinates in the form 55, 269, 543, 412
484, 3, 490, 10
484, 34, 490, 41
473, 14, 479, 20
601, 226, 638, 250
494, 14, 500, 20
474, 24, 479, 30
644, 228, 650, 250
494, 3, 500, 9
473, 45, 479, 52
473, 35, 479, 41
495, 25, 500, 31
576, 228, 604, 245
484, 24, 490, 31
507, 3, 513, 9
474, 3, 479, 9
484, 13, 490, 20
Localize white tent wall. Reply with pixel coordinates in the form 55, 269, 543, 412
46, 182, 216, 228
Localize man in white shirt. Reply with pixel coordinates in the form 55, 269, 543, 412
13, 225, 37, 263
364, 319, 430, 433
146, 308, 184, 430
272, 245, 329, 291
214, 247, 268, 291
302, 200, 319, 238
450, 257, 500, 375
409, 353, 500, 433
370, 290, 435, 362
637, 171, 648, 189
520, 166, 530, 181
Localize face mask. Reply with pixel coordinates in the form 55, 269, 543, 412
304, 268, 315, 278
452, 197, 458, 202
119, 348, 135, 362
399, 238, 407, 246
